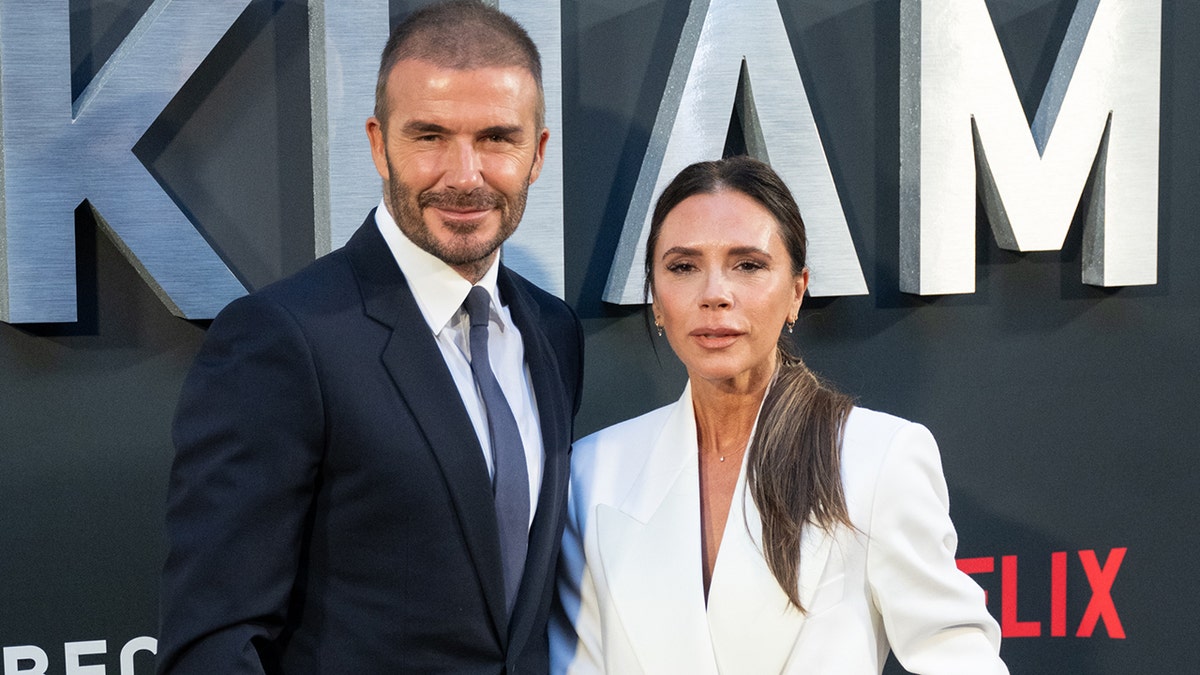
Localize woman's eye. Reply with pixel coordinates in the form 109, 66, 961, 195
735, 260, 766, 272
665, 262, 695, 274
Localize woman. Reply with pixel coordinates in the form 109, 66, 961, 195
551, 156, 1007, 674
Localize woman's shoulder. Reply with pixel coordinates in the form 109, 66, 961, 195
568, 399, 681, 500
842, 406, 940, 471
845, 405, 916, 439
574, 401, 677, 459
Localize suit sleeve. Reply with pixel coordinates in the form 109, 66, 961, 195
864, 423, 1009, 675
158, 294, 325, 674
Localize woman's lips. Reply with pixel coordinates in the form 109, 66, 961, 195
689, 327, 742, 348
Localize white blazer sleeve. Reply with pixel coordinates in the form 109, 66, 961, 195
865, 422, 1008, 675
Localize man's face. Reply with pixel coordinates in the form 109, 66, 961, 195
367, 59, 548, 281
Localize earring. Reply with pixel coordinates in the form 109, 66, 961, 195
786, 319, 795, 334
656, 324, 664, 337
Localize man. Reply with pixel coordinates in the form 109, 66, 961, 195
157, 2, 583, 672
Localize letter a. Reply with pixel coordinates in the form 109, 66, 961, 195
603, 0, 866, 304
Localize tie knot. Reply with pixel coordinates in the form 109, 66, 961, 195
465, 285, 492, 329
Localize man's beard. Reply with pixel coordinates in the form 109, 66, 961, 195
384, 158, 529, 269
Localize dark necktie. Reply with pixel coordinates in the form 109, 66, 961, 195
464, 285, 529, 616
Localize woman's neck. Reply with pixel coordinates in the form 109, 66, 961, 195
690, 368, 772, 460
690, 360, 776, 603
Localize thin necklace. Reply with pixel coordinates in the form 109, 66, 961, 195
715, 443, 747, 463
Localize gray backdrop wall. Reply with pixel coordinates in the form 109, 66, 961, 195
2, 1, 1197, 673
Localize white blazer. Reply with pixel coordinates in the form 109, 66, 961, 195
551, 383, 1007, 675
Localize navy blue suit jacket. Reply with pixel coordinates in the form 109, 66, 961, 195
159, 214, 584, 673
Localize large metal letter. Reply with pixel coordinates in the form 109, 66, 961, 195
899, 0, 1161, 295
309, 0, 390, 258
602, 0, 866, 305
0, 0, 251, 323
494, 0, 565, 298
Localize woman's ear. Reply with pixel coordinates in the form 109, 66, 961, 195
792, 268, 810, 316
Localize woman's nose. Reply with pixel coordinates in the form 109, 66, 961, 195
699, 272, 732, 309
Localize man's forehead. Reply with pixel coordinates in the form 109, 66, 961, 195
388, 58, 538, 86
385, 61, 540, 124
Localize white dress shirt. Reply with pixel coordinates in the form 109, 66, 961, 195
375, 201, 543, 527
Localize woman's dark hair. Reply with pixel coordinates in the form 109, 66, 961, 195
645, 155, 855, 611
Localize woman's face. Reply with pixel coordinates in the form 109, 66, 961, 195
651, 189, 808, 390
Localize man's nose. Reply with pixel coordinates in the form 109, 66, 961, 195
444, 139, 484, 190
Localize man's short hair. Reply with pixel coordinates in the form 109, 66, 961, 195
374, 0, 545, 130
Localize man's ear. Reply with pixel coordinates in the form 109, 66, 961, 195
527, 127, 550, 185
366, 117, 389, 181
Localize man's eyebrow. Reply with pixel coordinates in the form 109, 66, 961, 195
398, 122, 526, 138
400, 121, 452, 136
479, 125, 524, 138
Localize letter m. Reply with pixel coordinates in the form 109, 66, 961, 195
899, 0, 1161, 295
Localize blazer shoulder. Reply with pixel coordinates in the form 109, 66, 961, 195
257, 249, 356, 307
209, 218, 393, 332
841, 407, 939, 491
840, 406, 947, 528
845, 405, 912, 434
572, 403, 675, 470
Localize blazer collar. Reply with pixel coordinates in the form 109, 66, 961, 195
596, 383, 716, 674
347, 222, 572, 653
345, 216, 511, 639
497, 265, 572, 654
597, 383, 833, 673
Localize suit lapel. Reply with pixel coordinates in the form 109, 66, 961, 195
497, 267, 574, 655
706, 460, 831, 672
597, 382, 836, 673
345, 218, 509, 638
597, 385, 721, 675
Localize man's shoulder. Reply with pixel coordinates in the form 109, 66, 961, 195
262, 249, 354, 302
208, 223, 388, 335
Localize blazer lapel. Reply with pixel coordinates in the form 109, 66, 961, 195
706, 460, 833, 673
346, 217, 509, 638
596, 385, 721, 675
497, 267, 571, 653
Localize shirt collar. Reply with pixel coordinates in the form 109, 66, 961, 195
374, 200, 506, 334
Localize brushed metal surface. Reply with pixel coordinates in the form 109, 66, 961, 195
899, 0, 1161, 295
602, 0, 867, 305
0, 0, 251, 323
309, 0, 389, 257
496, 0, 566, 298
